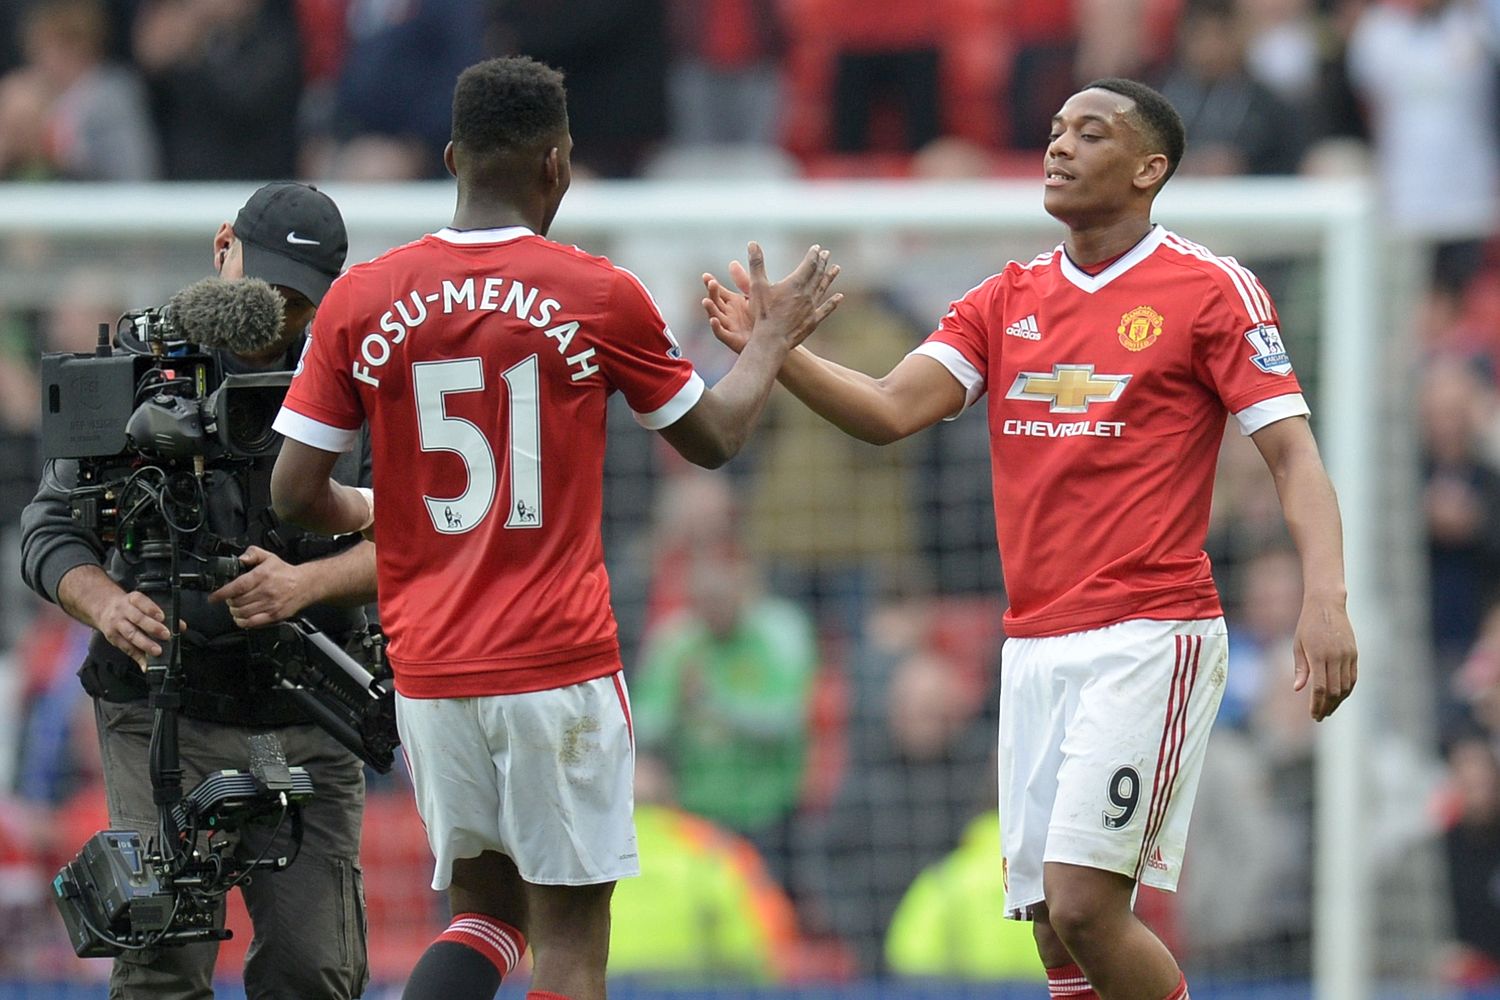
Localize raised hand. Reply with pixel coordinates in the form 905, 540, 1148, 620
703, 242, 841, 355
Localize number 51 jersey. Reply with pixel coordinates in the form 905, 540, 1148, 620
276, 226, 703, 698
913, 225, 1309, 639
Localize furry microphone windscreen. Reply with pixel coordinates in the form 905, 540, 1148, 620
166, 277, 287, 356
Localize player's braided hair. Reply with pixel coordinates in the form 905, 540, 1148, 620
452, 56, 568, 154
1083, 78, 1186, 186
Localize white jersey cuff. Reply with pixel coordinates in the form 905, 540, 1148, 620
633, 371, 706, 430
273, 407, 360, 453
1234, 392, 1310, 436
910, 342, 985, 419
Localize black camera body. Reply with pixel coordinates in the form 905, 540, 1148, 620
40, 302, 396, 958
42, 306, 288, 466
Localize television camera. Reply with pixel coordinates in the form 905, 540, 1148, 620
39, 279, 397, 957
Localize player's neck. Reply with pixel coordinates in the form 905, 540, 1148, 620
450, 191, 541, 235
1063, 217, 1155, 269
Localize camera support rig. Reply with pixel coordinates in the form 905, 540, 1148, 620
53, 520, 317, 957
44, 316, 370, 958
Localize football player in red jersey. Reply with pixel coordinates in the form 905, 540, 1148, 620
704, 79, 1357, 1000
269, 57, 840, 1000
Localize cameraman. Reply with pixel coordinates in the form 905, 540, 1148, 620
20, 182, 375, 999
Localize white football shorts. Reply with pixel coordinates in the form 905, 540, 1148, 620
396, 672, 641, 889
999, 617, 1228, 919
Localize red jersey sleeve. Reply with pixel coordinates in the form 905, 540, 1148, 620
913, 275, 1000, 410
597, 267, 702, 429
275, 274, 366, 452
1191, 264, 1304, 415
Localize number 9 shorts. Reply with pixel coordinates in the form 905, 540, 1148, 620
998, 617, 1228, 919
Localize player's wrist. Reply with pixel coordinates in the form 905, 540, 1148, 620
351, 486, 375, 534
1303, 584, 1348, 606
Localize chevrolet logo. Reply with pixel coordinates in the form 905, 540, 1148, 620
1006, 364, 1131, 413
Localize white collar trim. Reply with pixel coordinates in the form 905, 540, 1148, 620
1057, 225, 1167, 293
433, 226, 534, 245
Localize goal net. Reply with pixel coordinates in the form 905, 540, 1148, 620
0, 178, 1438, 1000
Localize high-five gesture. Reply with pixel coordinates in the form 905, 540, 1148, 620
702, 244, 843, 356
653, 242, 841, 468
735, 241, 842, 353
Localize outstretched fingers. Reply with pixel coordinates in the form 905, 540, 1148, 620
813, 291, 845, 323
728, 259, 752, 295
746, 241, 771, 292
817, 262, 841, 300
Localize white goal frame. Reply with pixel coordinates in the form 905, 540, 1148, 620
0, 178, 1383, 999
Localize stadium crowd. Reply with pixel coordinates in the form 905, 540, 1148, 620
1, 0, 1500, 993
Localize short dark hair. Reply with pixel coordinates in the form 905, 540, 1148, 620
452, 57, 568, 154
1083, 78, 1186, 186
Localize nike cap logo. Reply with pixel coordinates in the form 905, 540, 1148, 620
286, 232, 320, 246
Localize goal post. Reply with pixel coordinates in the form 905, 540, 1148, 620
0, 178, 1404, 999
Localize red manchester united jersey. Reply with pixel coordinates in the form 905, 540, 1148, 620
915, 225, 1308, 638
275, 227, 703, 697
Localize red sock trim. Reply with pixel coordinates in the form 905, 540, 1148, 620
438, 912, 525, 977
1046, 962, 1097, 998
1163, 973, 1190, 1000
526, 992, 573, 1000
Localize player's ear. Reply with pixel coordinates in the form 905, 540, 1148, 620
442, 141, 457, 178
1135, 152, 1169, 193
212, 223, 234, 273
543, 146, 561, 189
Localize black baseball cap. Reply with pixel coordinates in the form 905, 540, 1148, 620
233, 182, 348, 305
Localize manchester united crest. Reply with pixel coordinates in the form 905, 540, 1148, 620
1117, 305, 1164, 352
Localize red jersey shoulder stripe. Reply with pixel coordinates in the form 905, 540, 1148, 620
614, 265, 671, 319
1160, 233, 1273, 324
1016, 248, 1056, 273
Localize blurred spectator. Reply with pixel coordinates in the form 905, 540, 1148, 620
609, 803, 801, 982
744, 287, 922, 646
1157, 0, 1305, 174
1455, 601, 1500, 738
1418, 357, 1500, 683
816, 0, 944, 154
799, 596, 997, 974
357, 785, 447, 982
883, 811, 1046, 981
1238, 0, 1323, 104
1220, 546, 1304, 728
636, 468, 742, 630
495, 0, 668, 177
0, 0, 24, 74
665, 0, 783, 146
11, 617, 92, 807
1176, 727, 1300, 973
1435, 734, 1500, 985
1004, 0, 1184, 151
0, 327, 40, 536
1207, 424, 1291, 607
317, 0, 485, 180
132, 0, 301, 179
632, 545, 818, 891
1236, 0, 1364, 142
0, 0, 158, 180
0, 65, 53, 178
1176, 541, 1320, 973
1348, 0, 1498, 292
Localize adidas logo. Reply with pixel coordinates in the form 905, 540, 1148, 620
1005, 314, 1041, 340
1147, 846, 1169, 872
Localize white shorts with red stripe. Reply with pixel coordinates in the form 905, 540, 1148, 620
396, 671, 640, 889
998, 617, 1228, 919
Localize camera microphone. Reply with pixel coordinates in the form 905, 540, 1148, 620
165, 277, 286, 356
